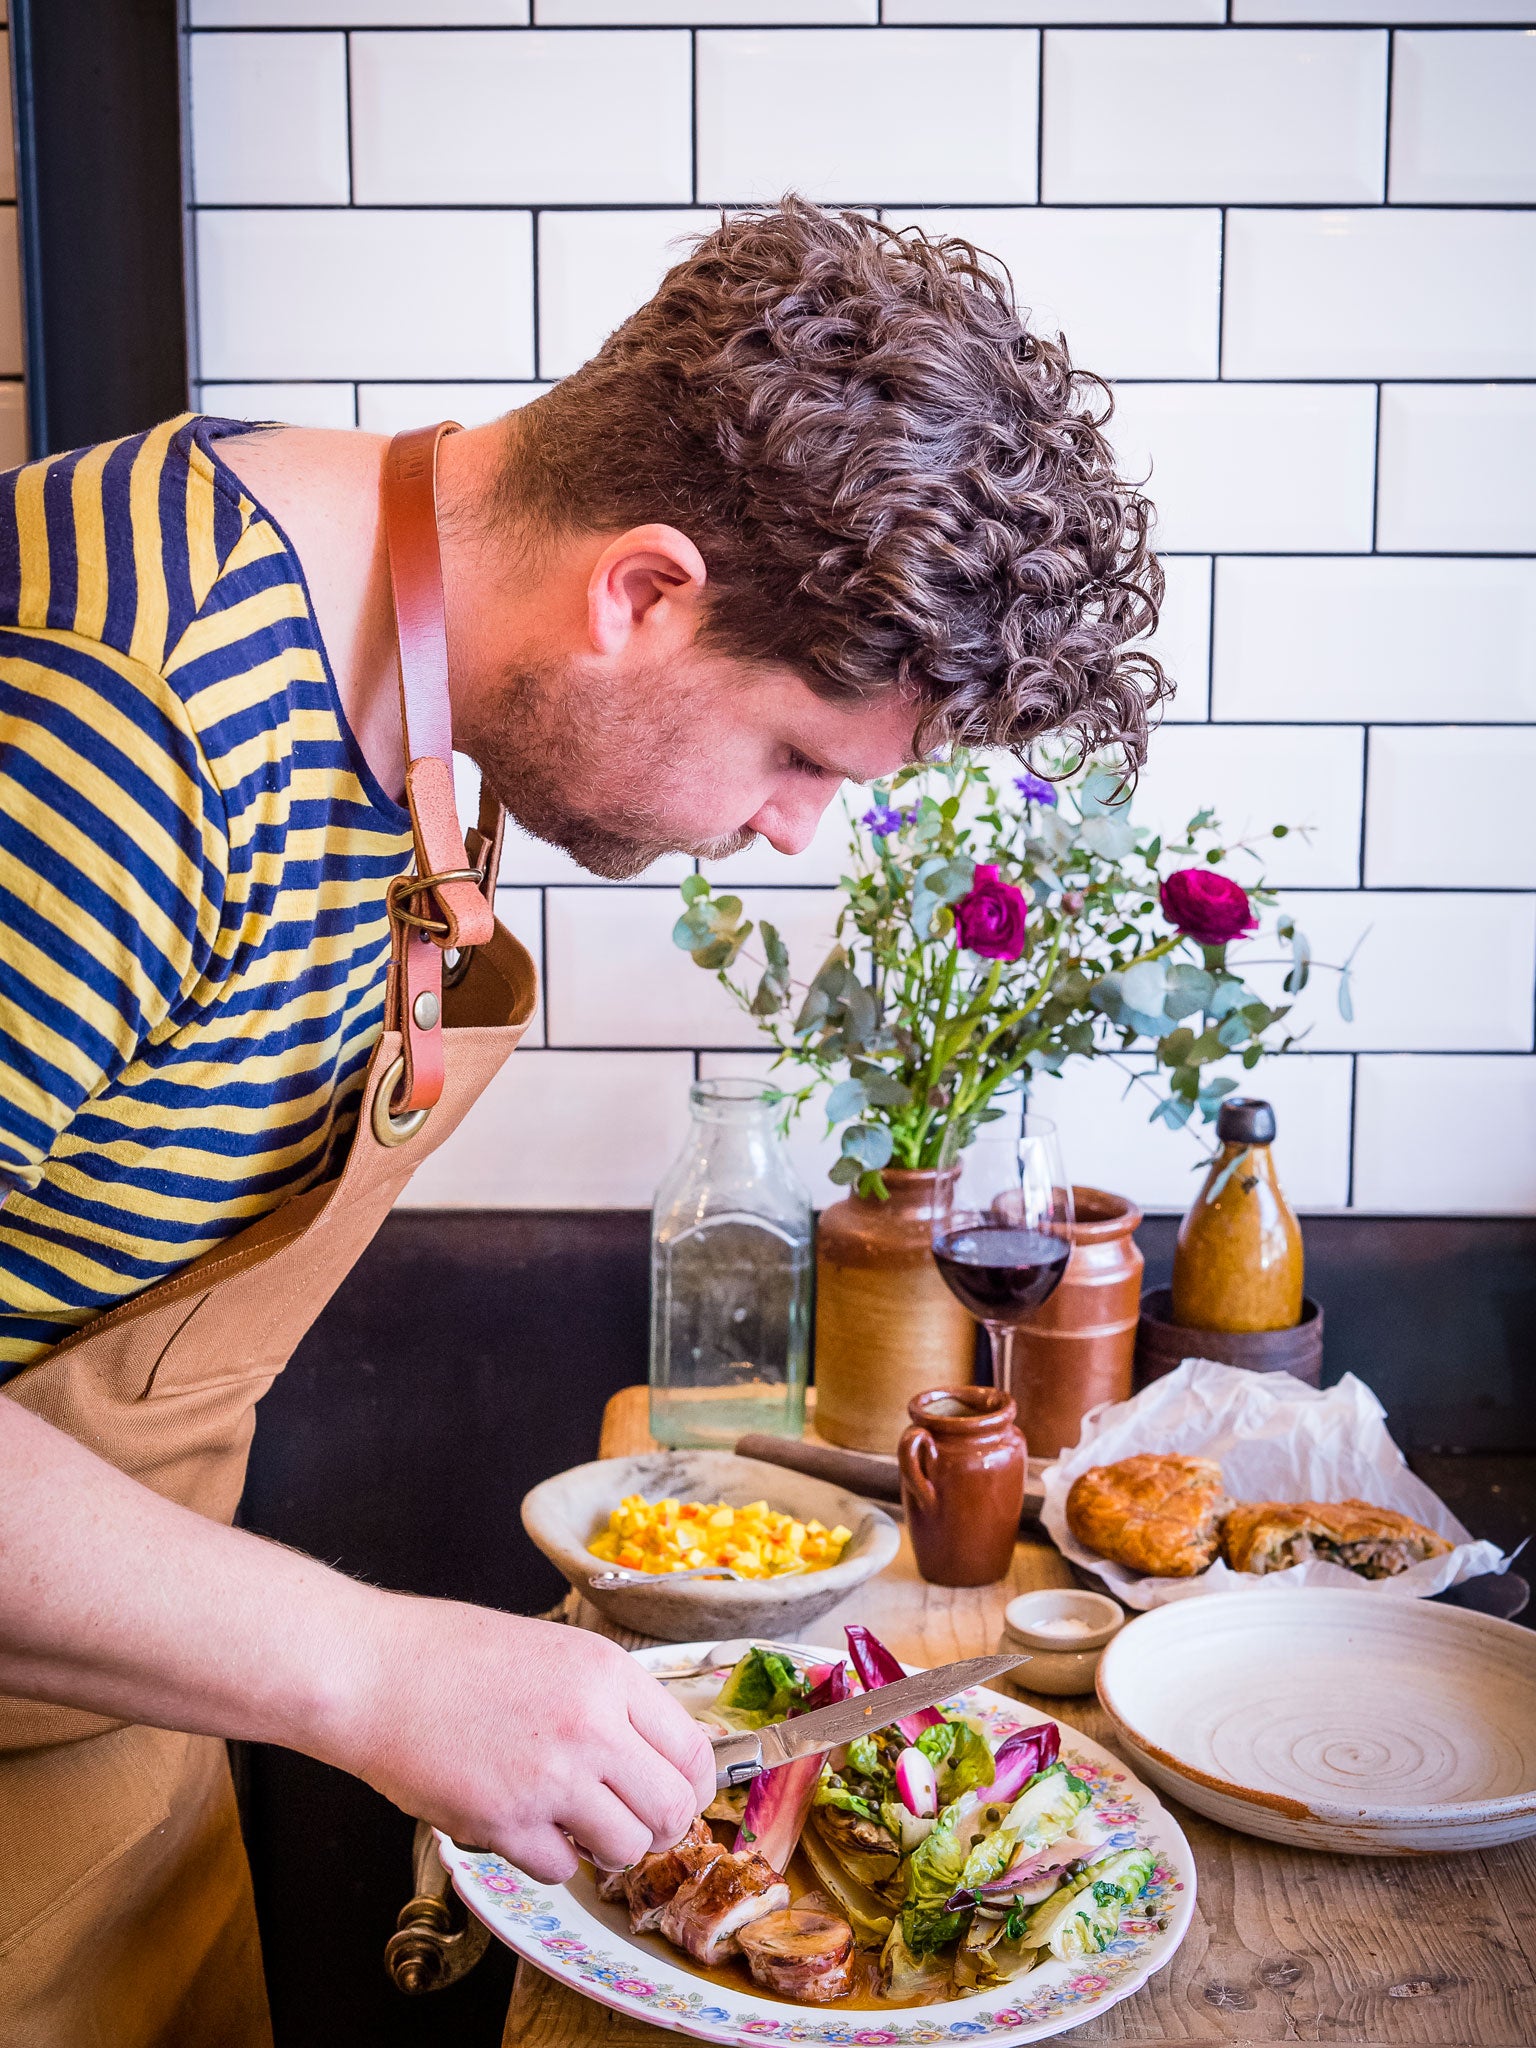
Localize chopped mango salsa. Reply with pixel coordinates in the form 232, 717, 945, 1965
588, 1495, 853, 1579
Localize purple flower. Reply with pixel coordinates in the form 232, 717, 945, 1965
954, 864, 1028, 961
1014, 772, 1058, 808
862, 803, 907, 837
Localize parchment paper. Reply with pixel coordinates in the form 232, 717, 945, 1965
1039, 1357, 1509, 1609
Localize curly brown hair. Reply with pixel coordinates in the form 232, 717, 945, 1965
507, 197, 1171, 766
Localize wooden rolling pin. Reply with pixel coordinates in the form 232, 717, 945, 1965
734, 1433, 1048, 1522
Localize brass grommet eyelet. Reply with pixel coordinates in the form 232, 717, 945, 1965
372, 1054, 430, 1149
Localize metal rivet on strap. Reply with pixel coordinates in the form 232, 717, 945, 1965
412, 991, 442, 1031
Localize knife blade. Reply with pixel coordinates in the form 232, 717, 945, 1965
708, 1650, 1030, 1790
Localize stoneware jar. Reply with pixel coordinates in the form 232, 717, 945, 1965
1007, 1186, 1143, 1461
813, 1168, 974, 1454
898, 1385, 1027, 1587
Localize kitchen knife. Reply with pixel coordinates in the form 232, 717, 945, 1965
707, 1650, 1030, 1790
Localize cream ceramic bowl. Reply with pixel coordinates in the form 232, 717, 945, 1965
520, 1450, 900, 1642
1097, 1588, 1536, 1854
1000, 1588, 1125, 1696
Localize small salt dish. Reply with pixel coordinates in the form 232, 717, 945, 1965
999, 1589, 1125, 1696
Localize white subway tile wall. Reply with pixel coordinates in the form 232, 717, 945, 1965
183, 11, 1536, 1214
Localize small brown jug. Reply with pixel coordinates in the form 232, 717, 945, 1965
898, 1386, 1026, 1588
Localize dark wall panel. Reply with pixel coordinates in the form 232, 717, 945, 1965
11, 0, 190, 454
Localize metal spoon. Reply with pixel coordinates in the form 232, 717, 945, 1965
587, 1563, 748, 1592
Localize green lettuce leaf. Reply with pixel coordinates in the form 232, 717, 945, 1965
711, 1647, 809, 1729
902, 1903, 967, 1956
813, 1780, 881, 1824
1022, 1848, 1154, 1961
956, 1764, 1091, 1894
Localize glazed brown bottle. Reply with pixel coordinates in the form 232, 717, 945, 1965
1172, 1097, 1303, 1333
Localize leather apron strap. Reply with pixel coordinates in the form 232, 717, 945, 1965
379, 423, 504, 1124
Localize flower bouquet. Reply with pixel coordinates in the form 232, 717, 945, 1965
673, 751, 1353, 1198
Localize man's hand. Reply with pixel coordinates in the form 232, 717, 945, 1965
330, 1602, 716, 1882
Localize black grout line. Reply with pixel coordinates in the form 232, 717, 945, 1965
184, 22, 1526, 35
1381, 26, 1396, 205
1356, 726, 1371, 888
530, 207, 542, 381
185, 198, 1536, 215
1214, 204, 1227, 381
1035, 31, 1046, 204
1345, 1051, 1358, 1206
1369, 382, 1384, 549
689, 30, 698, 206
342, 32, 355, 206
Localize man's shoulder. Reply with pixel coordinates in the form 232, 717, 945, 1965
0, 412, 299, 681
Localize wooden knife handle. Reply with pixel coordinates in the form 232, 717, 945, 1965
734, 1433, 904, 1502
736, 1431, 1048, 1521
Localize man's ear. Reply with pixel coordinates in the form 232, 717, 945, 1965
587, 525, 707, 657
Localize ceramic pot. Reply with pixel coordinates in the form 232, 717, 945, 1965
899, 1385, 1027, 1587
812, 1168, 974, 1454
1136, 1286, 1324, 1388
1006, 1186, 1143, 1461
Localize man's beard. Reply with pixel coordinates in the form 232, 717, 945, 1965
457, 656, 756, 881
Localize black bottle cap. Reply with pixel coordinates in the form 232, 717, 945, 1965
1217, 1097, 1276, 1145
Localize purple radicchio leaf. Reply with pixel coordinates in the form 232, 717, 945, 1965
843, 1625, 946, 1742
988, 1721, 1060, 1804
734, 1660, 848, 1874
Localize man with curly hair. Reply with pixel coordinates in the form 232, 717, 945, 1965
0, 199, 1165, 2044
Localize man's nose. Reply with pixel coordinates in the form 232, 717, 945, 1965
749, 783, 839, 858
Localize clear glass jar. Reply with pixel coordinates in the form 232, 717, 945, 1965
649, 1078, 812, 1449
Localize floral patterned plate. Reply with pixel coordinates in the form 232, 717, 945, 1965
440, 1640, 1197, 2046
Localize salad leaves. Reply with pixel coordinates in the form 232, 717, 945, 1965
712, 1646, 810, 1729
701, 1627, 1158, 2005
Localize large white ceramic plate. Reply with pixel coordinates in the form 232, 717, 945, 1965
442, 1640, 1196, 2046
1097, 1589, 1536, 1854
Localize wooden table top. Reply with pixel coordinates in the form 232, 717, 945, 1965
503, 1386, 1536, 2048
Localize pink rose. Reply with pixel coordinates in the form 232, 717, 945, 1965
954, 864, 1028, 960
1159, 867, 1257, 946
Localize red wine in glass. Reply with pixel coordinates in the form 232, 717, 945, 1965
932, 1117, 1074, 1406
932, 1225, 1071, 1321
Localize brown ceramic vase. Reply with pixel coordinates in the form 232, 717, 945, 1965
812, 1168, 975, 1454
899, 1386, 1027, 1587
1006, 1185, 1143, 1460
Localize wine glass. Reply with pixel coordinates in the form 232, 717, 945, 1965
931, 1113, 1075, 1407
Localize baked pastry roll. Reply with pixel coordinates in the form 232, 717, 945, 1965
1220, 1499, 1452, 1579
1065, 1454, 1229, 1577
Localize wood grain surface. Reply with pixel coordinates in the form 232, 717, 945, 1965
503, 1388, 1536, 2047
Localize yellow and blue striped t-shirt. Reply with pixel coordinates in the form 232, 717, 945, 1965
0, 413, 415, 1380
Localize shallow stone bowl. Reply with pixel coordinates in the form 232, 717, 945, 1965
1097, 1587, 1536, 1854
521, 1449, 901, 1642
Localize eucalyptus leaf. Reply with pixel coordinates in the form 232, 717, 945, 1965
679, 874, 710, 906
1151, 1096, 1194, 1130
1080, 814, 1136, 860
1078, 766, 1130, 818
825, 1077, 870, 1122
1120, 958, 1169, 1022
841, 1122, 894, 1170
1206, 980, 1246, 1020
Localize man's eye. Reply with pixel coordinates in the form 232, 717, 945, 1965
787, 751, 828, 777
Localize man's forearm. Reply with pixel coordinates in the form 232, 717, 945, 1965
0, 1392, 718, 1882
0, 1392, 380, 1760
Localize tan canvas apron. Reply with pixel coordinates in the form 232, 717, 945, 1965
0, 425, 536, 2048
